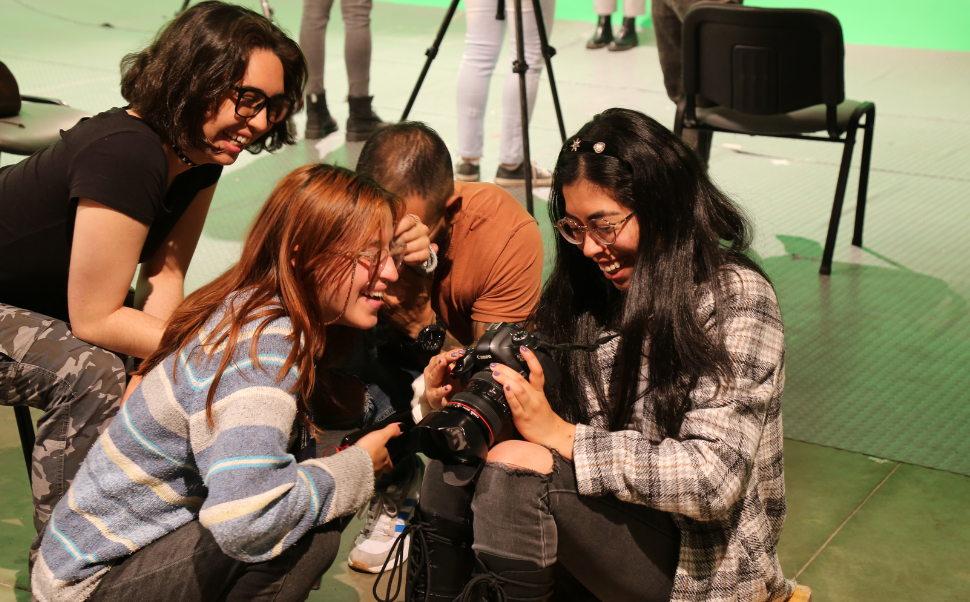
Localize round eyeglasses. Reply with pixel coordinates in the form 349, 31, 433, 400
230, 85, 293, 124
555, 212, 635, 246
352, 241, 407, 281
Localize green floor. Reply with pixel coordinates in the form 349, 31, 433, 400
3, 0, 970, 600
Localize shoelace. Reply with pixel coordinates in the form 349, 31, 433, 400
455, 556, 554, 602
373, 520, 458, 602
357, 491, 401, 538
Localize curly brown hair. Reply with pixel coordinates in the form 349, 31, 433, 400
120, 1, 306, 154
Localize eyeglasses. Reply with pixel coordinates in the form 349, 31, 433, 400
352, 241, 406, 281
230, 85, 292, 124
555, 212, 635, 246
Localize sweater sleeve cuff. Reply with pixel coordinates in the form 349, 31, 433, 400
303, 445, 374, 523
572, 423, 609, 498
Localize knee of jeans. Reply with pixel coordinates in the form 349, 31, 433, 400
486, 440, 553, 474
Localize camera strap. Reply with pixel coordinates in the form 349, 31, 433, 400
537, 332, 619, 354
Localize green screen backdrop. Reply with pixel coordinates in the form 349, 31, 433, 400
380, 0, 970, 52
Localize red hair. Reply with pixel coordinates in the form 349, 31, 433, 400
137, 164, 404, 429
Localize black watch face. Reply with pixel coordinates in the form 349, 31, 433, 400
418, 323, 446, 352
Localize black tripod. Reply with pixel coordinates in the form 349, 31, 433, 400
400, 0, 566, 216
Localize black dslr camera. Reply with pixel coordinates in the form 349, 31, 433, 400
414, 323, 561, 465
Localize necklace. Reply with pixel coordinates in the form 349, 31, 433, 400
172, 144, 197, 167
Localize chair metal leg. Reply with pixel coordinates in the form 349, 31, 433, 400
852, 104, 876, 247
14, 405, 35, 482
820, 130, 857, 275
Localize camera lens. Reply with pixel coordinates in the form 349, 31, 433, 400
414, 370, 511, 464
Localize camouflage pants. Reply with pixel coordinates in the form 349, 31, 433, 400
0, 303, 125, 563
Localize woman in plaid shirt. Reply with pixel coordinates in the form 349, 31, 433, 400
399, 108, 794, 602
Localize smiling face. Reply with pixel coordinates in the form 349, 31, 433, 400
324, 221, 401, 329
193, 48, 286, 166
561, 179, 640, 291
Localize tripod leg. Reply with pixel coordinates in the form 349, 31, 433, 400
530, 0, 565, 142
401, 0, 462, 122
178, 0, 191, 15
512, 0, 533, 215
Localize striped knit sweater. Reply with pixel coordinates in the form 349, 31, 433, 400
31, 308, 375, 602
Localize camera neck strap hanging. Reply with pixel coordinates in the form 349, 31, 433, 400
537, 332, 620, 354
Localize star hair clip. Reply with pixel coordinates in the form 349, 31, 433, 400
565, 138, 612, 156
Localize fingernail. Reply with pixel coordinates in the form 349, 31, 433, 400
505, 385, 511, 391
444, 385, 451, 391
450, 352, 458, 358
438, 359, 443, 365
520, 345, 530, 353
492, 371, 501, 377
489, 362, 497, 368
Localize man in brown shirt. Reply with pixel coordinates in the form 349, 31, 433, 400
357, 121, 544, 349
335, 122, 543, 574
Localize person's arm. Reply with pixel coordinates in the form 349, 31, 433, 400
570, 271, 785, 521
67, 199, 164, 358
493, 270, 785, 522
135, 183, 216, 320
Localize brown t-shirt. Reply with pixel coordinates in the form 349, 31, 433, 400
432, 181, 543, 345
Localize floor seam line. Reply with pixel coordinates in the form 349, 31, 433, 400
793, 461, 902, 580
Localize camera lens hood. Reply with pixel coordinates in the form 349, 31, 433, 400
414, 405, 490, 465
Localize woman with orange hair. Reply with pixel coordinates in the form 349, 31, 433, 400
31, 164, 426, 602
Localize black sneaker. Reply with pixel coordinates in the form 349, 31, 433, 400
456, 160, 480, 182
494, 161, 553, 188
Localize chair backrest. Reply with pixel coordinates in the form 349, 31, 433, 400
682, 5, 845, 117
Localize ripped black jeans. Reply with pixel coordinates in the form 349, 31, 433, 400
421, 455, 680, 602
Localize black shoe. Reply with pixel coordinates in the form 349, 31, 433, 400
586, 15, 613, 49
304, 92, 338, 140
457, 552, 555, 602
374, 505, 475, 602
608, 17, 639, 51
456, 160, 481, 182
347, 95, 392, 143
494, 161, 553, 188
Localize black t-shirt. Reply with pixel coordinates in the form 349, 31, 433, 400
0, 107, 222, 322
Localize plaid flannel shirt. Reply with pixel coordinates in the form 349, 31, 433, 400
572, 266, 795, 602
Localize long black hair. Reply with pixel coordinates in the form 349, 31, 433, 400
537, 108, 767, 438
120, 1, 307, 154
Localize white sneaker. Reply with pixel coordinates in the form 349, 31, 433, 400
348, 460, 424, 573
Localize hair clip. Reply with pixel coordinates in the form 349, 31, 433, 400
563, 138, 618, 159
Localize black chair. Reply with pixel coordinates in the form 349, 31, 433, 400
674, 5, 875, 275
0, 61, 90, 165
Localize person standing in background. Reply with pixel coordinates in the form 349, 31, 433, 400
586, 0, 644, 51
300, 0, 390, 141
454, 0, 557, 188
652, 0, 742, 163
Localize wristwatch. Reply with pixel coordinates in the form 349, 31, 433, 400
414, 316, 446, 353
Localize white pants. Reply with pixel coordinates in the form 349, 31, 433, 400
593, 0, 646, 18
456, 0, 555, 165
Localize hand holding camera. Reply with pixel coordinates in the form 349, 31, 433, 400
489, 347, 576, 461
414, 323, 562, 464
